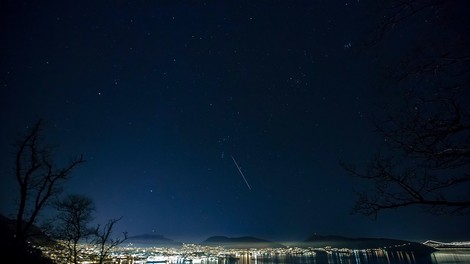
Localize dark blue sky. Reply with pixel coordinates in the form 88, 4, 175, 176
1, 1, 469, 243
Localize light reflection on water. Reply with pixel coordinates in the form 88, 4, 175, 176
431, 251, 470, 264
222, 250, 470, 264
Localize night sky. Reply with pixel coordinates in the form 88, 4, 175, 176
1, 1, 469, 243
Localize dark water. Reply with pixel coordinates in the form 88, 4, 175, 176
227, 250, 470, 264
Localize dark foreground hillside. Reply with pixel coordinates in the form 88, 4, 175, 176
0, 214, 54, 264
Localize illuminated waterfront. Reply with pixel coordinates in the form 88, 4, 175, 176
38, 243, 470, 264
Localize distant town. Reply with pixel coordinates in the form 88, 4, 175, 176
36, 242, 394, 264
37, 239, 470, 264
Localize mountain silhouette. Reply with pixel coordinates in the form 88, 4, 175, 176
303, 234, 436, 253
201, 236, 285, 248
126, 233, 182, 247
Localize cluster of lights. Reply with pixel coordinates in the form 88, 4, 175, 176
37, 241, 429, 263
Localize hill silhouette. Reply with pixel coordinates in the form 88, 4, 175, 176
303, 234, 436, 253
126, 233, 183, 247
201, 236, 285, 248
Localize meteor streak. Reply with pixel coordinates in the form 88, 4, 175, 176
231, 155, 252, 190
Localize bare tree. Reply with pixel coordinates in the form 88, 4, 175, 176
53, 194, 95, 264
346, 0, 470, 217
14, 120, 85, 244
365, 0, 448, 46
93, 217, 128, 264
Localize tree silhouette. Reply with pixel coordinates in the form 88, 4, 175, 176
14, 120, 85, 244
346, 0, 470, 218
94, 217, 128, 264
53, 194, 95, 264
